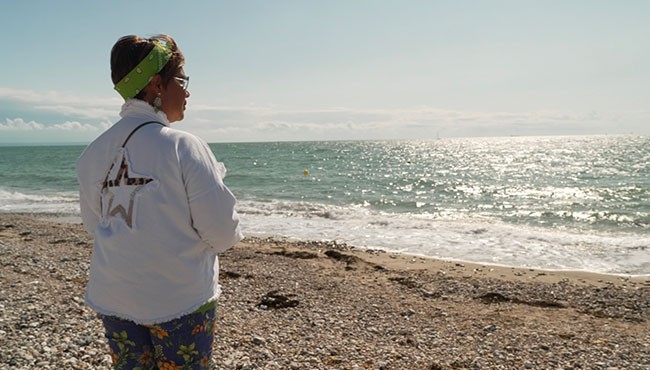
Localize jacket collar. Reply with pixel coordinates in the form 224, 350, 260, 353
119, 99, 170, 126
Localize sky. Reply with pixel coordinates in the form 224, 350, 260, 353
0, 0, 648, 144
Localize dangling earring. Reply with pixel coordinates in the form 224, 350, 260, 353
153, 94, 162, 112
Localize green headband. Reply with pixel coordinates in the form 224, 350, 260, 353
114, 40, 173, 100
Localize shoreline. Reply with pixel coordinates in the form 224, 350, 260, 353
8, 210, 650, 284
1, 213, 649, 369
243, 236, 650, 289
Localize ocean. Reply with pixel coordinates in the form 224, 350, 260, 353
1, 135, 648, 276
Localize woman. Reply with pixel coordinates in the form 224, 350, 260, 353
76, 34, 243, 369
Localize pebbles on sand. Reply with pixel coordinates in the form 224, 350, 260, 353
1, 214, 648, 369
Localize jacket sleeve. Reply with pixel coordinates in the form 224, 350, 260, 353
179, 136, 243, 253
77, 162, 101, 236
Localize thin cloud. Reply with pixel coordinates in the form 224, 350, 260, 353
34, 105, 116, 120
0, 118, 44, 131
0, 87, 120, 121
2, 86, 648, 143
0, 118, 110, 132
51, 121, 111, 131
0, 87, 119, 106
183, 104, 650, 142
189, 104, 630, 130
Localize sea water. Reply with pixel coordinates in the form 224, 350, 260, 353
1, 135, 648, 275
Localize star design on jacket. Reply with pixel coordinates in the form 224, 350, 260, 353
100, 150, 156, 228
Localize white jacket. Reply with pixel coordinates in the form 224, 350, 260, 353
77, 99, 243, 324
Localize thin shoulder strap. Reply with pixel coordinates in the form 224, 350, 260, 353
100, 120, 164, 192
121, 121, 164, 147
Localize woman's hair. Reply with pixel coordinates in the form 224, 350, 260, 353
110, 34, 184, 99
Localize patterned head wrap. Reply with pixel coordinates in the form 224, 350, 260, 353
114, 40, 173, 100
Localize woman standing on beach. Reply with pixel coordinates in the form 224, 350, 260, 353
76, 34, 242, 369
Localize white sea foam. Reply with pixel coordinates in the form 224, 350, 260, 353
237, 198, 650, 276
0, 189, 80, 214
2, 188, 647, 275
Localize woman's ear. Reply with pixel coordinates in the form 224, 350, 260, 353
149, 74, 164, 95
142, 74, 164, 102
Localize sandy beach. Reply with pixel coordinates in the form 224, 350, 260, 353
0, 213, 648, 369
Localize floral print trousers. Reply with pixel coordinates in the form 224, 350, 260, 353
100, 301, 217, 370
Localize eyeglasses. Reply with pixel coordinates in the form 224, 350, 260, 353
174, 75, 190, 90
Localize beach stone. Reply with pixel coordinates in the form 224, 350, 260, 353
1, 215, 649, 370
